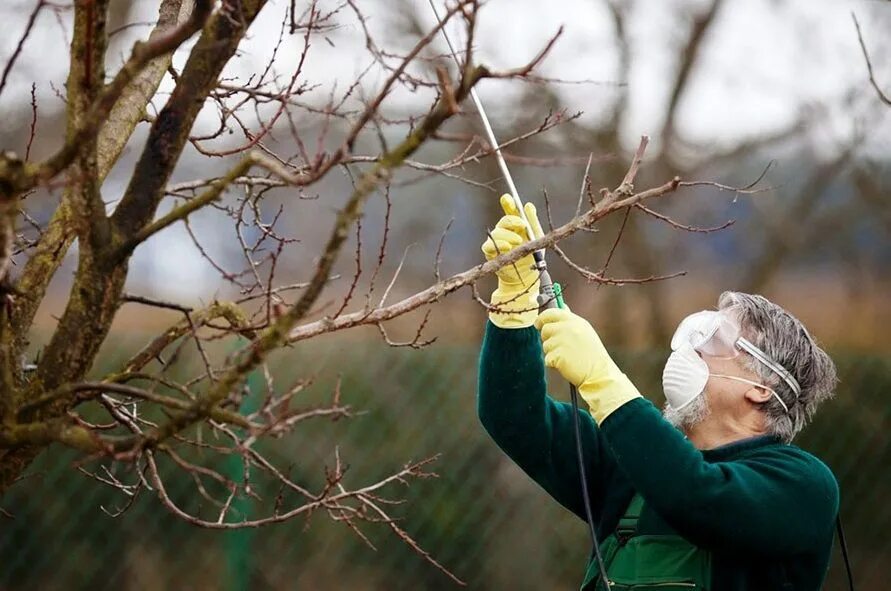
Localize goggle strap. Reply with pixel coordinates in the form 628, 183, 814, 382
736, 337, 801, 399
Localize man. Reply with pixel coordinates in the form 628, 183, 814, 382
477, 195, 839, 590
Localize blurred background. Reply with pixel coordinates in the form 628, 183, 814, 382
0, 0, 889, 589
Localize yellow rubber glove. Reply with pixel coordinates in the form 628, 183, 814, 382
481, 194, 544, 328
534, 308, 642, 424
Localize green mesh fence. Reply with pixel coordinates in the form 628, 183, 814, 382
0, 339, 888, 590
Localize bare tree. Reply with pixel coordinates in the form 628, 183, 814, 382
394, 0, 889, 346
0, 0, 757, 582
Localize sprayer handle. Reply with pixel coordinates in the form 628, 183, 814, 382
537, 267, 565, 311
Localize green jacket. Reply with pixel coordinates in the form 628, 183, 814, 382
477, 322, 839, 591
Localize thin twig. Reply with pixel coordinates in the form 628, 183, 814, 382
0, 0, 47, 100
25, 83, 38, 161
852, 13, 891, 106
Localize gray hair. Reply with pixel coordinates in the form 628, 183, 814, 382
718, 291, 838, 442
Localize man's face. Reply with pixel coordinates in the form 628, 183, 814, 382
662, 308, 778, 430
701, 352, 770, 420
662, 350, 771, 431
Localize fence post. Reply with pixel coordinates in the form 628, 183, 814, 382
224, 338, 262, 591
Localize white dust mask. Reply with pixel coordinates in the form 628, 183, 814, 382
662, 344, 790, 412
662, 343, 710, 410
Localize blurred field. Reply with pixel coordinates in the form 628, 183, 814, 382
1, 329, 887, 590
31, 269, 891, 347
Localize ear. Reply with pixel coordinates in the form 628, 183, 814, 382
743, 386, 772, 405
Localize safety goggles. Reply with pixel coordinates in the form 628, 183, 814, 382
670, 310, 801, 402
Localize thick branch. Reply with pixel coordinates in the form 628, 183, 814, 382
7, 0, 204, 369
2, 0, 114, 412
111, 0, 267, 237
287, 176, 683, 343
120, 301, 250, 375
19, 0, 214, 190
0, 421, 99, 453
98, 0, 198, 174
29, 1, 266, 406
106, 64, 494, 453
118, 153, 258, 255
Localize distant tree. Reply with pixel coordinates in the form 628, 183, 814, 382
389, 0, 890, 346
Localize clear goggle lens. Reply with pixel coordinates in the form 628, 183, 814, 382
670, 310, 742, 359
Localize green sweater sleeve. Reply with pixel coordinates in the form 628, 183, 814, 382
477, 322, 623, 524
600, 398, 840, 556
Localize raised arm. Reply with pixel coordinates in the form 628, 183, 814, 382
476, 195, 627, 526
535, 307, 839, 556
599, 400, 838, 555
477, 321, 624, 523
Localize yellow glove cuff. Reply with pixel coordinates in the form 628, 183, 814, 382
578, 368, 642, 425
489, 285, 539, 329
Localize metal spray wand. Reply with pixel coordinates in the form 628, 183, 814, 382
426, 2, 609, 587
424, 2, 563, 311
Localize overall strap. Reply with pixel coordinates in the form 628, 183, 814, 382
584, 492, 712, 591
614, 493, 645, 542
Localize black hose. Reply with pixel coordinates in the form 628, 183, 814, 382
537, 260, 609, 588
569, 383, 610, 590
836, 515, 855, 591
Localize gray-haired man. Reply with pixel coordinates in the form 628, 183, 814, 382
478, 205, 840, 591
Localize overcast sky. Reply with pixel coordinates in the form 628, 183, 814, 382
0, 0, 889, 302
2, 0, 889, 144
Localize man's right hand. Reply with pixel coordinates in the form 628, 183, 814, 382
481, 194, 544, 328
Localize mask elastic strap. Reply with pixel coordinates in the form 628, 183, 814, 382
710, 374, 791, 413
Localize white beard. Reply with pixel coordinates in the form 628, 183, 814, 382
662, 393, 711, 430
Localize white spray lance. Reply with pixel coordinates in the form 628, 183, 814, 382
425, 1, 564, 310
426, 2, 609, 587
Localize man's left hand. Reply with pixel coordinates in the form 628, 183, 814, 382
535, 308, 643, 424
